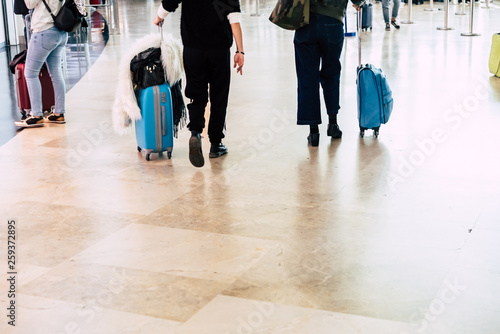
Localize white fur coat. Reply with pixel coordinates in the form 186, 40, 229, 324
112, 33, 184, 134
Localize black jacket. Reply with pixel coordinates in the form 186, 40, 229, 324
161, 0, 241, 49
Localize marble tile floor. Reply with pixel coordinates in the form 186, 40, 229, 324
1, 0, 500, 333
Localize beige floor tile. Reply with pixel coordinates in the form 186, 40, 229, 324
0, 294, 181, 334
178, 295, 414, 334
1, 202, 140, 267
416, 267, 500, 334
222, 237, 458, 323
20, 262, 228, 323
72, 223, 279, 283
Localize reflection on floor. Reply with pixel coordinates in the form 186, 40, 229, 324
1, 0, 500, 333
0, 8, 108, 146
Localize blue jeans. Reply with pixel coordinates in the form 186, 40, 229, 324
294, 13, 344, 125
25, 27, 68, 117
382, 0, 400, 23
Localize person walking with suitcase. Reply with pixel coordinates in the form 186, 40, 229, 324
382, 0, 401, 31
154, 0, 244, 168
15, 0, 72, 128
295, 0, 365, 147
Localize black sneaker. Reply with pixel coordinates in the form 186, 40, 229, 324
14, 115, 44, 128
189, 133, 205, 167
45, 112, 66, 124
209, 143, 228, 158
391, 20, 400, 29
385, 23, 391, 31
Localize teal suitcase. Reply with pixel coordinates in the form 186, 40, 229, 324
356, 9, 393, 138
135, 83, 174, 160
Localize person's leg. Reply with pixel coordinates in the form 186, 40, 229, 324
319, 17, 344, 115
183, 47, 209, 134
391, 0, 401, 28
392, 0, 400, 19
382, 0, 391, 30
183, 47, 209, 167
206, 48, 230, 157
25, 33, 53, 117
294, 15, 321, 126
16, 29, 56, 127
318, 16, 344, 138
45, 29, 68, 122
207, 49, 230, 145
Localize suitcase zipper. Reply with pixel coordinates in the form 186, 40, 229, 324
153, 85, 162, 153
161, 105, 166, 137
161, 92, 167, 137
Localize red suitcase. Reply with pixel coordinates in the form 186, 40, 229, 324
15, 63, 55, 116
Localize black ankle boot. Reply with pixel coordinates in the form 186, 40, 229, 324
307, 133, 320, 146
327, 123, 342, 138
209, 142, 228, 158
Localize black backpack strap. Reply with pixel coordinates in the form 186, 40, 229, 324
40, 0, 57, 20
41, 0, 65, 20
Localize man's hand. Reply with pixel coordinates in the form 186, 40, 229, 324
353, 4, 362, 11
234, 53, 244, 75
153, 16, 164, 26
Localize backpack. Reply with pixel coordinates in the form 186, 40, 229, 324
41, 0, 87, 33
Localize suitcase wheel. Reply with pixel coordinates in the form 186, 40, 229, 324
137, 146, 142, 152
167, 151, 172, 159
360, 127, 379, 138
145, 153, 151, 161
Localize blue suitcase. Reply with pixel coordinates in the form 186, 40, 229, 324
357, 65, 393, 137
356, 10, 393, 138
135, 83, 174, 160
356, 2, 373, 31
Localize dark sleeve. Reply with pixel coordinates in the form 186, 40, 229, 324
214, 0, 240, 17
226, 0, 241, 14
161, 0, 182, 13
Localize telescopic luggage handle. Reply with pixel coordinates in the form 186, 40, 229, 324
357, 7, 362, 67
157, 21, 168, 84
158, 21, 163, 41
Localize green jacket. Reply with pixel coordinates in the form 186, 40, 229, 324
311, 0, 366, 23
